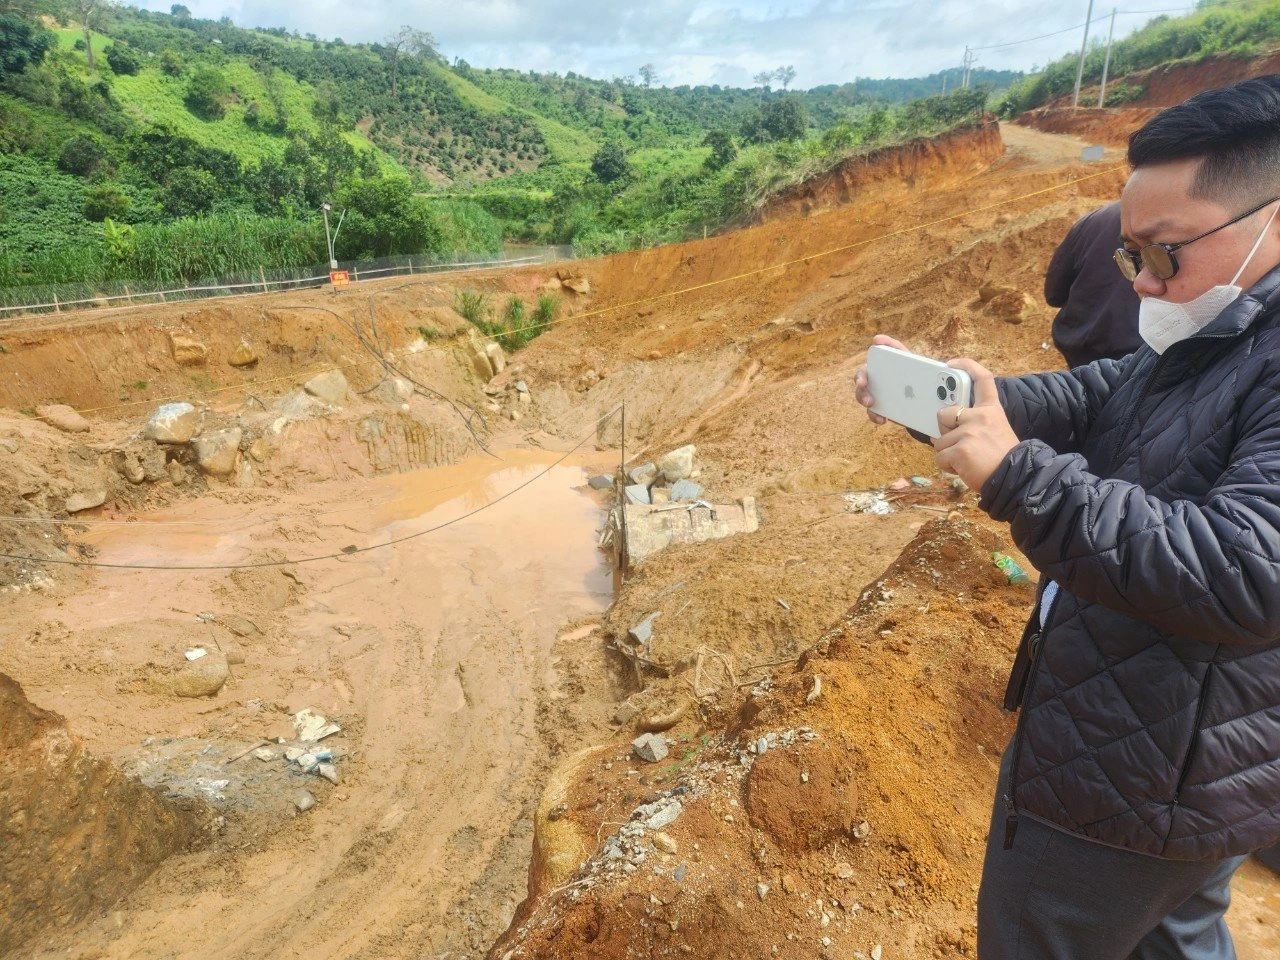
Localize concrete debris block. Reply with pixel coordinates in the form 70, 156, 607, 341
303, 369, 350, 406
66, 489, 107, 513
628, 462, 658, 486
317, 762, 340, 784
658, 444, 697, 482
36, 404, 90, 433
168, 652, 230, 698
146, 402, 201, 444
486, 342, 506, 375
169, 333, 208, 366
295, 790, 316, 813
252, 747, 276, 762
562, 275, 590, 295
628, 612, 661, 647
228, 341, 258, 367
588, 474, 614, 490
632, 732, 669, 763
293, 708, 341, 742
669, 479, 704, 502
625, 484, 652, 505
616, 496, 760, 565
193, 427, 243, 478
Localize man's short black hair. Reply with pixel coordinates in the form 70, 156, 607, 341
1128, 75, 1280, 207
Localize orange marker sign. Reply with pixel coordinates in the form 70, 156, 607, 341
329, 270, 350, 288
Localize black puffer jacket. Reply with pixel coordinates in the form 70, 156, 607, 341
982, 262, 1280, 861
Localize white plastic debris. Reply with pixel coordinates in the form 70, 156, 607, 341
184, 648, 208, 661
293, 708, 341, 742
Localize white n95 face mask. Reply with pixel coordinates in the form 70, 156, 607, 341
1139, 201, 1280, 355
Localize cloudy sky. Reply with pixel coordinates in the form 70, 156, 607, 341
137, 1, 1189, 87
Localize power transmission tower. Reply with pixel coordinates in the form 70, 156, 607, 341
1098, 7, 1118, 107
1072, 0, 1096, 108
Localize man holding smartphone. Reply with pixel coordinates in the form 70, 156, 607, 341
855, 76, 1280, 959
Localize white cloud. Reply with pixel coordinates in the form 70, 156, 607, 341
135, 0, 1162, 87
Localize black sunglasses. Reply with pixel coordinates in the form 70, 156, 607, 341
1114, 195, 1280, 282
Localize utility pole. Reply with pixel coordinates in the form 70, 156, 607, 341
1072, 0, 1096, 109
1098, 7, 1117, 107
962, 47, 973, 89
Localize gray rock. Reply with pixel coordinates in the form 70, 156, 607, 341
674, 864, 688, 882
36, 404, 90, 434
756, 736, 769, 756
632, 732, 669, 764
588, 474, 614, 490
66, 489, 106, 513
193, 427, 242, 477
644, 799, 682, 830
304, 369, 350, 406
669, 479, 704, 502
757, 882, 770, 900
658, 444, 697, 482
317, 762, 340, 784
146, 402, 200, 444
628, 612, 661, 646
222, 615, 261, 637
628, 462, 658, 486
515, 379, 529, 393
295, 790, 316, 813
653, 832, 677, 855
624, 484, 651, 505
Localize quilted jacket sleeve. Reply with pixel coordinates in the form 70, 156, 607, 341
980, 382, 1280, 646
996, 357, 1132, 454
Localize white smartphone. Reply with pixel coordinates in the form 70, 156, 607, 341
866, 345, 974, 439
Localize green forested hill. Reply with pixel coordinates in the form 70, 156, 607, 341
0, 1, 1001, 289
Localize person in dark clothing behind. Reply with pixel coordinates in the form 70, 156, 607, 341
1045, 200, 1143, 367
854, 75, 1280, 958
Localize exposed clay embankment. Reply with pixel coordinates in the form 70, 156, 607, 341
1016, 106, 1157, 148
759, 121, 1004, 222
1, 675, 207, 955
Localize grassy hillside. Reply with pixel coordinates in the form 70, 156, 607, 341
0, 1, 1001, 290
997, 0, 1280, 114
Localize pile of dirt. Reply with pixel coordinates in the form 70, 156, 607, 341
1015, 106, 1157, 148
492, 518, 1028, 959
0, 674, 209, 954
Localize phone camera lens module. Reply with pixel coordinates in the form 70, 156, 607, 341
936, 385, 947, 400
945, 375, 957, 391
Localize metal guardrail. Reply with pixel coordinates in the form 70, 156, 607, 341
0, 249, 568, 322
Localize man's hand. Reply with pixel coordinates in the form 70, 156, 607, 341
854, 334, 908, 425
933, 358, 1020, 490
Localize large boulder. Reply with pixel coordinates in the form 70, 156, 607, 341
145, 403, 200, 444
658, 444, 697, 482
169, 334, 208, 367
36, 404, 90, 434
66, 489, 106, 513
303, 370, 350, 406
164, 652, 230, 698
464, 331, 495, 381
228, 341, 258, 367
193, 427, 242, 477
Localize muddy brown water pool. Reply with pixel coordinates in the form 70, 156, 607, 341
4, 450, 617, 959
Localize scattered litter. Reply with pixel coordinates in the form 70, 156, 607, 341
844, 492, 892, 515
184, 648, 207, 661
776, 598, 790, 611
297, 753, 319, 773
889, 477, 912, 492
993, 552, 1033, 586
910, 476, 933, 487
195, 611, 217, 622
193, 778, 231, 802
293, 708, 341, 742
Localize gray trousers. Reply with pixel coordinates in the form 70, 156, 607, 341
978, 752, 1245, 960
